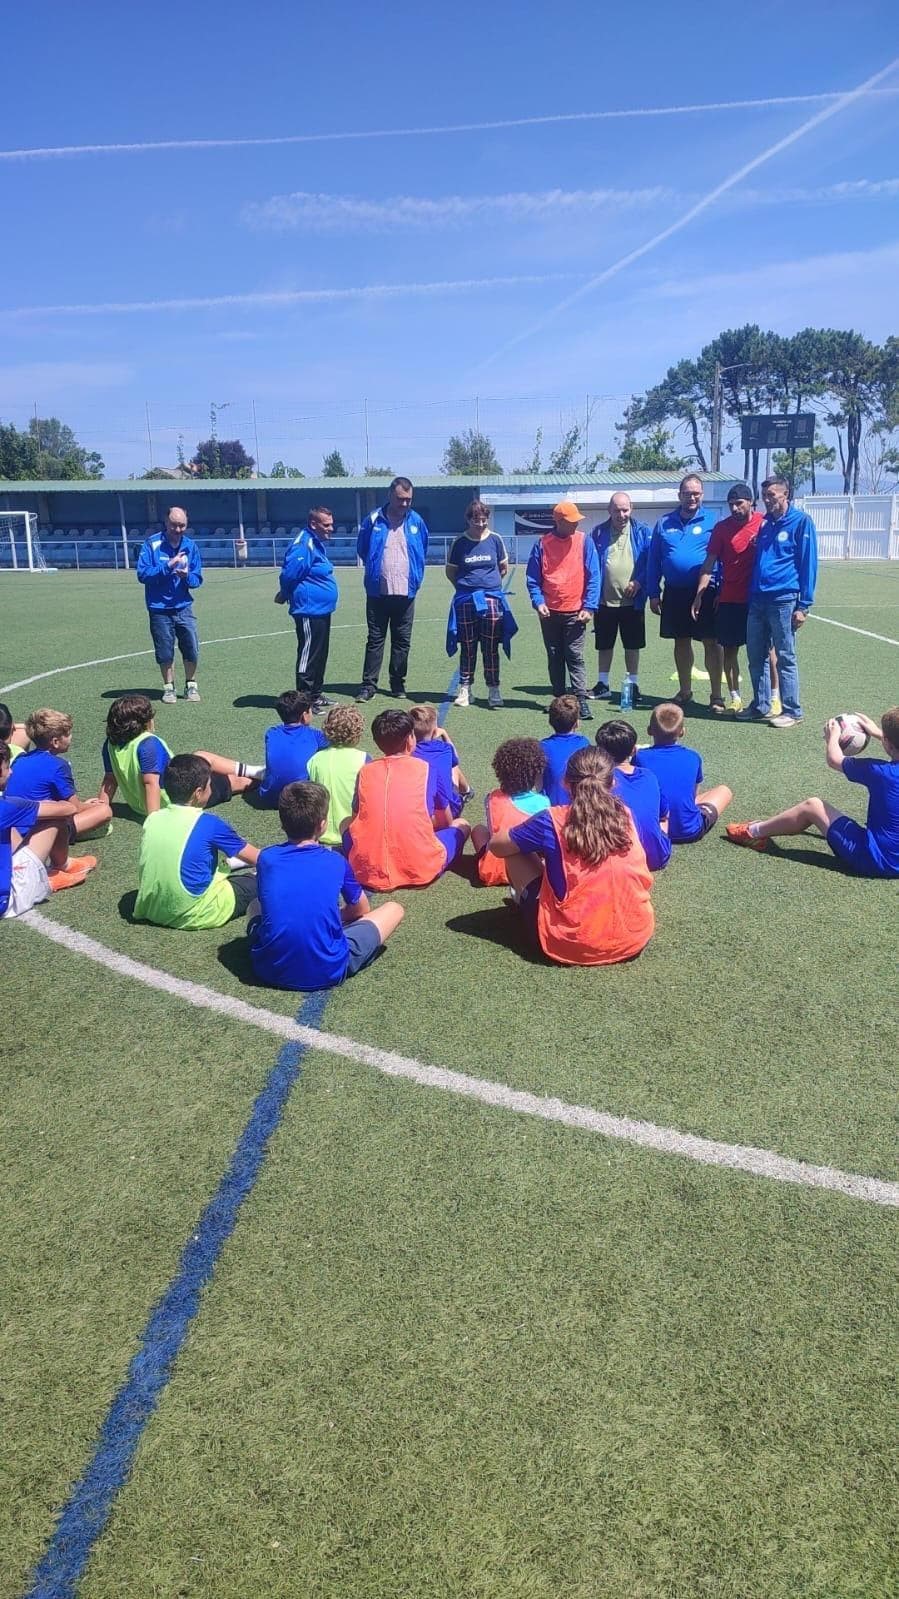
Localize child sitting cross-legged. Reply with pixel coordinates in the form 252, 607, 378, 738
489, 744, 654, 965
409, 702, 474, 818
249, 780, 404, 990
6, 708, 111, 876
594, 719, 671, 871
256, 689, 329, 809
346, 710, 470, 891
727, 708, 899, 877
471, 737, 549, 887
100, 693, 260, 818
541, 694, 591, 805
306, 705, 369, 846
634, 702, 732, 843
1, 739, 88, 917
134, 754, 259, 930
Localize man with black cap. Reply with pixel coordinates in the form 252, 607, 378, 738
691, 483, 779, 715
525, 500, 600, 717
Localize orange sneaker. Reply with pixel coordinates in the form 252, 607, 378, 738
48, 856, 98, 891
725, 822, 768, 851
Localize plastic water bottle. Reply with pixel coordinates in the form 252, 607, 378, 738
620, 679, 633, 711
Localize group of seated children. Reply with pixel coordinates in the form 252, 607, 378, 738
4, 685, 897, 994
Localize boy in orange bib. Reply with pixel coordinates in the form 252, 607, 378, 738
472, 738, 550, 887
346, 710, 470, 891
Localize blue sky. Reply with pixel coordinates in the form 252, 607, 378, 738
2, 0, 898, 479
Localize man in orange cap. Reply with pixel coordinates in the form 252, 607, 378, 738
525, 502, 600, 717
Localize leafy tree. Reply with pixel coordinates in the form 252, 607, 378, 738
270, 460, 305, 478
546, 419, 604, 474
512, 428, 543, 474
608, 424, 686, 472
771, 444, 836, 493
322, 450, 348, 477
364, 465, 393, 477
0, 416, 104, 479
190, 437, 255, 479
441, 429, 502, 475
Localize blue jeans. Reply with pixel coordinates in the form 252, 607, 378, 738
747, 595, 802, 719
148, 605, 199, 668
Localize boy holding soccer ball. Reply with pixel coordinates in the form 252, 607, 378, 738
727, 708, 899, 878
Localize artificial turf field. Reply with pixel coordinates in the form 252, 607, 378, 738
2, 560, 897, 1598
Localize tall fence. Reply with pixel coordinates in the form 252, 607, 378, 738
795, 495, 899, 560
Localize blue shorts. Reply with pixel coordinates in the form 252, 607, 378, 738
342, 825, 465, 878
148, 606, 199, 667
344, 917, 383, 975
826, 815, 897, 879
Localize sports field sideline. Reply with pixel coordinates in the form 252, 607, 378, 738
3, 560, 897, 1597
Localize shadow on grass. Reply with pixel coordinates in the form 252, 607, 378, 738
444, 905, 547, 964
720, 837, 847, 873
217, 935, 266, 986
233, 692, 279, 709
100, 686, 167, 701
117, 889, 139, 922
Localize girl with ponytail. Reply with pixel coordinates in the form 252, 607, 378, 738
488, 745, 654, 965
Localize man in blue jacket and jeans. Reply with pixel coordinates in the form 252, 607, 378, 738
136, 506, 204, 705
741, 475, 818, 729
276, 506, 339, 713
355, 477, 429, 702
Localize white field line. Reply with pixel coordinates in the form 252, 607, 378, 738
810, 613, 899, 647
21, 911, 899, 1209
0, 617, 445, 695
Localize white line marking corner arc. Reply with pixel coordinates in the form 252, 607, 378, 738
19, 911, 899, 1209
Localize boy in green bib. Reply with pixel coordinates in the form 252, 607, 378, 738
134, 754, 259, 930
101, 694, 261, 816
306, 704, 369, 846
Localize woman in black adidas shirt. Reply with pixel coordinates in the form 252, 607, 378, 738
445, 501, 509, 709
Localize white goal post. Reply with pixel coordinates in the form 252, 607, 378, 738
0, 512, 57, 572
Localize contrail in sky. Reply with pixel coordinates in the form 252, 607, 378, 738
4, 273, 580, 318
0, 89, 897, 160
474, 56, 899, 369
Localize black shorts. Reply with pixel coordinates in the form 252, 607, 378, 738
714, 601, 749, 648
659, 583, 718, 641
594, 604, 646, 652
208, 771, 233, 807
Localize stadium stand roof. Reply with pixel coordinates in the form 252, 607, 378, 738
0, 471, 735, 494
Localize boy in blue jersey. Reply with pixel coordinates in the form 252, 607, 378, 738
409, 703, 474, 818
595, 719, 671, 871
135, 506, 203, 705
0, 739, 87, 917
540, 695, 590, 806
6, 707, 112, 868
635, 703, 732, 842
728, 708, 899, 877
275, 506, 339, 712
134, 755, 259, 930
256, 689, 330, 809
249, 781, 404, 990
647, 474, 724, 709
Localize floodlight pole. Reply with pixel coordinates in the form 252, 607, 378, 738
711, 363, 722, 472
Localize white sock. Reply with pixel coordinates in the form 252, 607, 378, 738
242, 763, 264, 779
625, 673, 638, 685
747, 822, 762, 838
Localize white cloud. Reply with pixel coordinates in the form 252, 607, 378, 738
242, 186, 674, 232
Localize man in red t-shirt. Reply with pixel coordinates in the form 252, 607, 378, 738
692, 483, 780, 714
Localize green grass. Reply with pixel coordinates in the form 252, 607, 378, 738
2, 561, 897, 1596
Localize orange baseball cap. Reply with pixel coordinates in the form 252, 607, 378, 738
553, 500, 584, 523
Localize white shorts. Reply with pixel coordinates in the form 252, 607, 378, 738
2, 846, 51, 919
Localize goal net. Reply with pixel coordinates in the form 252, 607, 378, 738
0, 512, 56, 572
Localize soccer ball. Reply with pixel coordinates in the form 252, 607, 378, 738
835, 714, 869, 755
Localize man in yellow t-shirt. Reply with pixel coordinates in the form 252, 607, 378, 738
588, 493, 652, 707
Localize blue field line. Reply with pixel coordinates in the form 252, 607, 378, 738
23, 988, 330, 1599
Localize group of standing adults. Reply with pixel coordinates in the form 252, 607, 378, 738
136, 470, 818, 730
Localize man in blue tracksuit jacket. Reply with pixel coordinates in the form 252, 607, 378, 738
136, 505, 204, 704
743, 475, 818, 728
276, 506, 339, 710
647, 474, 724, 707
589, 492, 652, 704
355, 476, 429, 701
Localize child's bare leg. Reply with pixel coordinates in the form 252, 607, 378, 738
703, 638, 724, 701
723, 646, 741, 696
194, 750, 258, 794
471, 823, 489, 853
362, 901, 405, 943
72, 796, 113, 836
451, 818, 471, 842
26, 822, 70, 868
505, 851, 542, 896
698, 783, 733, 817
452, 762, 471, 795
753, 796, 842, 840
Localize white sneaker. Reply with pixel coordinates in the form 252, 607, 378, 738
185, 681, 201, 703
453, 684, 470, 707
487, 686, 504, 709
769, 713, 798, 729
161, 684, 176, 705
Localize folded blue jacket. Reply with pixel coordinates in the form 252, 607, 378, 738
446, 588, 518, 659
